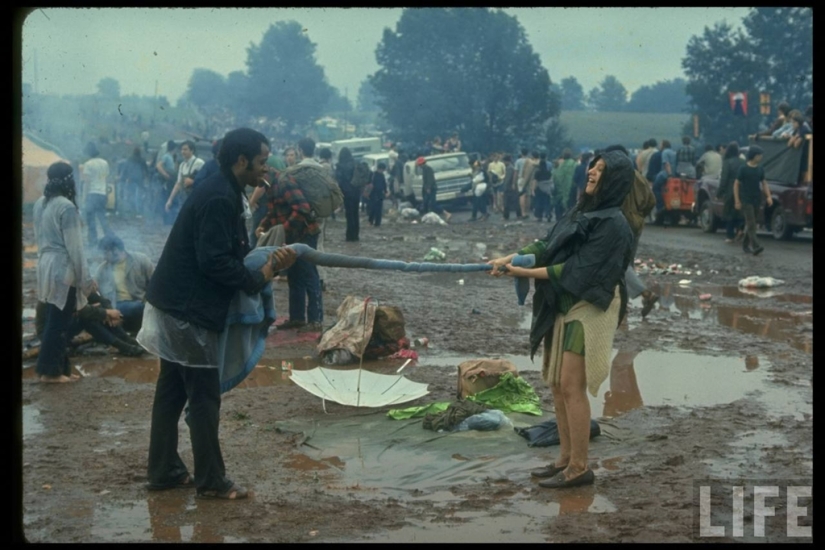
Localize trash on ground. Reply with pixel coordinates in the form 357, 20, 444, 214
22, 308, 36, 320
389, 349, 418, 360
322, 349, 354, 365
423, 247, 446, 261
515, 418, 601, 447
453, 409, 512, 432
738, 276, 786, 288
699, 293, 712, 301
471, 308, 481, 314
458, 279, 464, 285
678, 279, 691, 285
400, 207, 420, 219
421, 212, 447, 225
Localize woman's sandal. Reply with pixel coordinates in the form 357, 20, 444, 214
146, 475, 194, 491
197, 483, 248, 500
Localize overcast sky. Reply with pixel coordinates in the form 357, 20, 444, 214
20, 7, 750, 104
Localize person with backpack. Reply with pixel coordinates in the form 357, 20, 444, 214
256, 138, 328, 331
335, 147, 360, 242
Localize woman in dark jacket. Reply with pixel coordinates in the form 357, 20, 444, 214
335, 147, 359, 242
489, 150, 635, 489
717, 141, 745, 242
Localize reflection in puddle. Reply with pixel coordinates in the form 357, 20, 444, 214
647, 282, 812, 353
23, 404, 45, 439
421, 349, 808, 421
88, 493, 246, 543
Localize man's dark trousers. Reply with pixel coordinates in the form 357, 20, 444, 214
147, 359, 232, 494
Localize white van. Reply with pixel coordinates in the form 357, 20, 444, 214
361, 152, 391, 172
330, 137, 382, 164
403, 152, 473, 204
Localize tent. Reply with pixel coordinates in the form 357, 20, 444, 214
22, 137, 68, 205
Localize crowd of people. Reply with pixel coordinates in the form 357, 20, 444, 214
28, 95, 812, 496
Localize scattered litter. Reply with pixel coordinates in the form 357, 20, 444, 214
738, 276, 785, 288
423, 247, 446, 261
471, 308, 481, 314
457, 279, 465, 285
696, 271, 703, 276
99, 490, 111, 496
678, 280, 691, 285
699, 293, 712, 301
309, 531, 318, 537
453, 410, 512, 432
411, 220, 418, 224
398, 201, 413, 210
42, 484, 52, 490
321, 349, 354, 366
421, 212, 447, 225
413, 337, 429, 348
389, 349, 418, 360
281, 361, 293, 372
396, 359, 413, 373
400, 207, 420, 219
22, 308, 36, 320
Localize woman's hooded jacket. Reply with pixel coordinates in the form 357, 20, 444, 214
528, 150, 635, 358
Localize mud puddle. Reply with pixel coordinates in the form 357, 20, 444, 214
89, 493, 246, 543
638, 283, 812, 353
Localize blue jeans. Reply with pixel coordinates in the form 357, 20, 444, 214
652, 172, 668, 211
533, 188, 551, 220
85, 193, 112, 244
287, 233, 323, 324
117, 300, 145, 332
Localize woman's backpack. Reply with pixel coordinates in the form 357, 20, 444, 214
350, 161, 372, 189
280, 164, 344, 219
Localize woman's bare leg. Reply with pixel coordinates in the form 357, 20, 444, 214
550, 384, 571, 468
559, 351, 591, 478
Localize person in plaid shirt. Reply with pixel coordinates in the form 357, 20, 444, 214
256, 138, 323, 331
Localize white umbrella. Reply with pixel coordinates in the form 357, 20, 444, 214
290, 366, 429, 408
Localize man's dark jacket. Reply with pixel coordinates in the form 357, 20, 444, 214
529, 150, 635, 358
422, 164, 437, 193
146, 168, 266, 332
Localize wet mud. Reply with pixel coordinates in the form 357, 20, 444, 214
20, 210, 812, 542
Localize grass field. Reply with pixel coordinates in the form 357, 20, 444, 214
559, 111, 691, 152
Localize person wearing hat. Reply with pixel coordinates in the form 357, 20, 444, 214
95, 234, 155, 333
417, 156, 451, 222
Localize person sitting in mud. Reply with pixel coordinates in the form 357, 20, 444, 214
488, 150, 635, 489
95, 235, 154, 334
35, 291, 146, 357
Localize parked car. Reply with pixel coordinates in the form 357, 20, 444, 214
693, 136, 812, 240
361, 152, 391, 172
402, 152, 473, 205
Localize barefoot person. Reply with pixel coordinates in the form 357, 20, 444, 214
489, 150, 635, 488
138, 128, 296, 500
33, 162, 96, 383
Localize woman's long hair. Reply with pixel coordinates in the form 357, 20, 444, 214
44, 161, 78, 207
337, 147, 354, 167
724, 141, 740, 160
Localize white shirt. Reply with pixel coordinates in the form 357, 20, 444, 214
81, 157, 110, 196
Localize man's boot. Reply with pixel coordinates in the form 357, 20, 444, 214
113, 338, 145, 357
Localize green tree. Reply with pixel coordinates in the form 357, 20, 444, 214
186, 68, 228, 110
244, 21, 332, 132
682, 8, 812, 145
626, 78, 689, 113
742, 8, 812, 109
370, 8, 556, 153
357, 78, 379, 112
225, 70, 251, 118
560, 76, 585, 111
96, 77, 120, 99
325, 86, 352, 113
682, 22, 764, 145
589, 75, 627, 112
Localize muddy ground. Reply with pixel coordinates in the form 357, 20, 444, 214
18, 203, 812, 542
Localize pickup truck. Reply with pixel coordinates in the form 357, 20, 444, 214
693, 136, 812, 240
402, 152, 473, 205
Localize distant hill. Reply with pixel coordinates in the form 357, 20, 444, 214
559, 111, 690, 152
